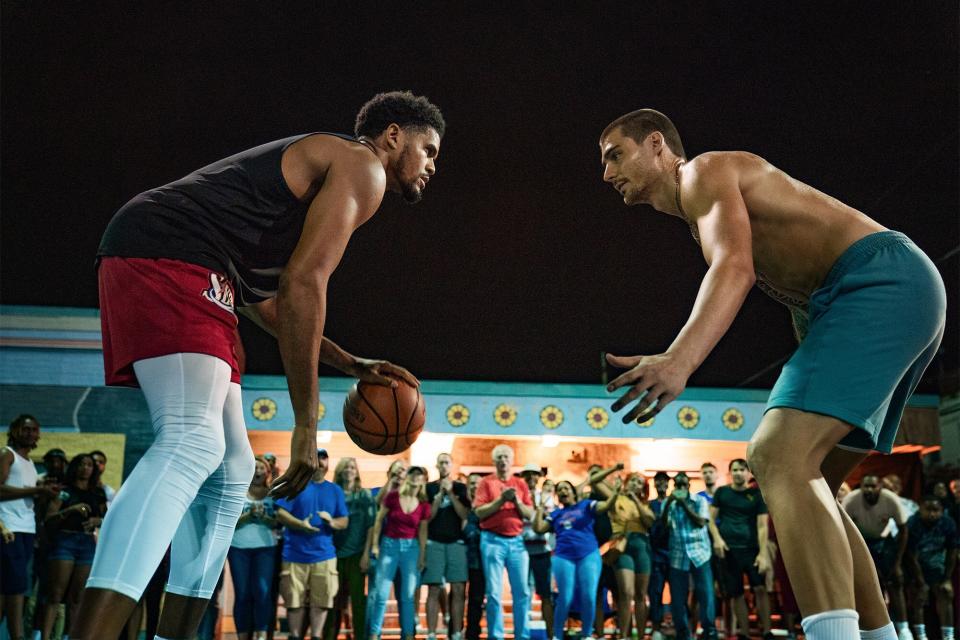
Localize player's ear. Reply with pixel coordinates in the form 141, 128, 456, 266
647, 131, 664, 153
384, 123, 402, 150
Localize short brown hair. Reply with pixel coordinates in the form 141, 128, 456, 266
601, 109, 686, 159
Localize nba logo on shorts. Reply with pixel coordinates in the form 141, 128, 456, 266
202, 273, 235, 314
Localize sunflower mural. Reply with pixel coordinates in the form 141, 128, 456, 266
540, 405, 564, 429
317, 401, 326, 422
251, 397, 277, 421
636, 415, 656, 427
722, 408, 745, 431
446, 404, 470, 427
586, 407, 609, 430
677, 406, 700, 430
493, 404, 518, 428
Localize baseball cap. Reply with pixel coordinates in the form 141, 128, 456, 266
317, 448, 328, 459
518, 463, 542, 476
262, 452, 277, 461
43, 448, 67, 460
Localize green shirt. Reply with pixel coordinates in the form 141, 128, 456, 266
713, 485, 767, 549
334, 487, 375, 558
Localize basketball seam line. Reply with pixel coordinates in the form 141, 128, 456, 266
355, 386, 391, 450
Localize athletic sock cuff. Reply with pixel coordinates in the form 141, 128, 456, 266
801, 609, 860, 640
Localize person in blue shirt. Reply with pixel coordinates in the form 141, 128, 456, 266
276, 449, 349, 640
905, 495, 957, 640
533, 480, 618, 640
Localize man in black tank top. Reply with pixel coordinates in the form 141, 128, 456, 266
74, 91, 445, 640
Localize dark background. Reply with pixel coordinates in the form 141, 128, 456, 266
2, 2, 957, 393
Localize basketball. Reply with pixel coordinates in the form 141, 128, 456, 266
343, 380, 426, 455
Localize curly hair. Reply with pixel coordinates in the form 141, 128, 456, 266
355, 91, 446, 139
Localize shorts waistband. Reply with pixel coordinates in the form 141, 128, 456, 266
822, 231, 912, 290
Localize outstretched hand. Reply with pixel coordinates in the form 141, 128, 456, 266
351, 358, 420, 388
271, 427, 318, 500
606, 352, 690, 423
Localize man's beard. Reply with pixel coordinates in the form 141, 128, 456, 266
398, 145, 423, 204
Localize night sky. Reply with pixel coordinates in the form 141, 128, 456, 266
2, 3, 957, 393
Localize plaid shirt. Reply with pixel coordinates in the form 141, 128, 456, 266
666, 494, 713, 570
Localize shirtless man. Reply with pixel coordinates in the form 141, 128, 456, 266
600, 109, 946, 640
72, 91, 444, 640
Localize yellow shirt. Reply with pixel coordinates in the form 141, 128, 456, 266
610, 494, 648, 536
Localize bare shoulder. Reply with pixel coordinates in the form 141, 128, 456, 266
284, 134, 386, 199
685, 151, 772, 182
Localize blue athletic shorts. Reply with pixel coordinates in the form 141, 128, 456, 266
766, 231, 946, 453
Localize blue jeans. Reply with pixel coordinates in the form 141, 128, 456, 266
551, 550, 601, 640
367, 536, 420, 637
228, 545, 276, 632
668, 562, 716, 640
648, 559, 668, 625
481, 531, 530, 640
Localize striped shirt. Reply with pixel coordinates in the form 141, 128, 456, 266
666, 494, 713, 570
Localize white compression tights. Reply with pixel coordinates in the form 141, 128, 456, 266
87, 353, 255, 601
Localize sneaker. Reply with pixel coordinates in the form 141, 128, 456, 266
451, 633, 463, 640
427, 634, 438, 640
898, 628, 915, 640
651, 632, 665, 640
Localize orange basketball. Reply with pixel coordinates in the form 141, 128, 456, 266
343, 381, 425, 455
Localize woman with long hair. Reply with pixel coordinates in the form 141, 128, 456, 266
592, 470, 656, 640
366, 466, 431, 640
326, 457, 376, 640
534, 479, 618, 640
40, 453, 107, 640
228, 455, 278, 640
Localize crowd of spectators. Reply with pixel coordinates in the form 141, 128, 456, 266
2, 414, 958, 640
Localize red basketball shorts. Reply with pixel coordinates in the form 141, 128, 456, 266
98, 257, 241, 387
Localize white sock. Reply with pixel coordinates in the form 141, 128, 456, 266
943, 627, 955, 640
912, 624, 927, 640
861, 622, 898, 640
802, 609, 859, 640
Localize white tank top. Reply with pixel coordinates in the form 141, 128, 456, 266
0, 446, 39, 533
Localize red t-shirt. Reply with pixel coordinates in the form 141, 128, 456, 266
474, 475, 532, 537
382, 490, 432, 539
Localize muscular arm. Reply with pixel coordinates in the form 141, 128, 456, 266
272, 151, 385, 497
670, 159, 757, 374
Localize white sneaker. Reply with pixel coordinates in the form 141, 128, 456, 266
651, 632, 665, 640
427, 634, 438, 640
898, 627, 915, 640
451, 633, 463, 640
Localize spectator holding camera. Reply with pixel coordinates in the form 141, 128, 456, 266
660, 472, 717, 640
229, 455, 279, 640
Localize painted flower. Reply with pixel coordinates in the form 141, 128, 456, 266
446, 404, 470, 427
540, 405, 564, 429
636, 415, 656, 427
586, 407, 609, 430
722, 408, 745, 431
493, 404, 518, 427
252, 398, 277, 421
677, 406, 700, 429
317, 401, 326, 422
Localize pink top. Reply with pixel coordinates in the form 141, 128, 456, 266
382, 490, 432, 539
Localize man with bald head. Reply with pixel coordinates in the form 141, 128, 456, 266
843, 475, 910, 638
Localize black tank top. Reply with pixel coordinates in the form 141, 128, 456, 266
97, 132, 356, 305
